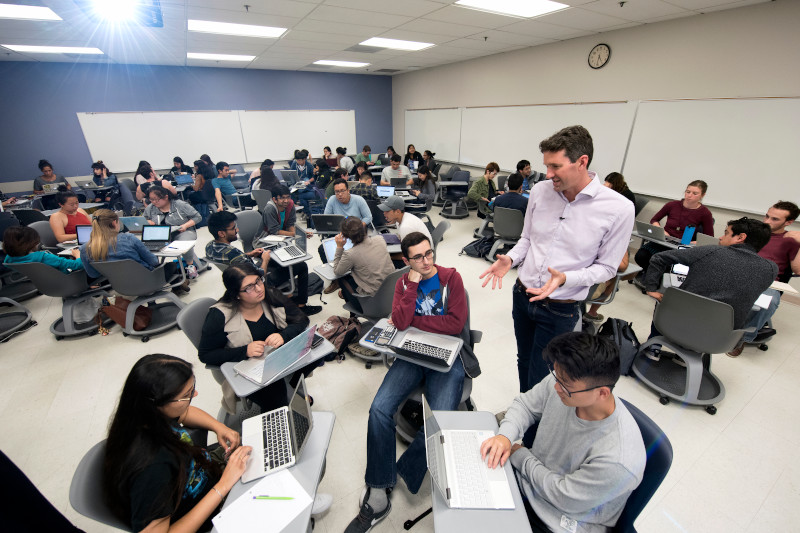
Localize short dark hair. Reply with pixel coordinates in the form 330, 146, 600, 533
207, 210, 237, 239
604, 172, 628, 194
316, 159, 330, 172
147, 185, 174, 201
216, 161, 229, 173
400, 231, 431, 259
2, 226, 40, 257
332, 178, 348, 190
727, 217, 772, 252
507, 173, 523, 191
687, 180, 708, 195
56, 188, 77, 206
543, 332, 620, 388
362, 145, 371, 153
539, 125, 594, 168
334, 168, 348, 179
516, 160, 530, 172
390, 154, 401, 163
271, 185, 291, 198
200, 154, 213, 166
341, 216, 366, 245
772, 201, 799, 222
355, 161, 367, 171
485, 162, 500, 173
336, 146, 347, 156
261, 158, 274, 167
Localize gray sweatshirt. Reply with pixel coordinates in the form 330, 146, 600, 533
499, 376, 646, 533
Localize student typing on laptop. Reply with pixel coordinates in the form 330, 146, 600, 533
345, 232, 481, 533
49, 189, 91, 243
3, 226, 84, 273
481, 333, 646, 533
144, 185, 203, 278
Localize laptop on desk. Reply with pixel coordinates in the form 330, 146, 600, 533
120, 216, 148, 233
388, 330, 461, 369
234, 325, 317, 388
76, 180, 99, 190
423, 395, 515, 510
695, 232, 718, 246
282, 170, 299, 185
141, 225, 172, 252
390, 177, 408, 188
58, 225, 92, 254
272, 243, 308, 263
376, 185, 395, 198
174, 173, 194, 186
241, 374, 314, 483
635, 221, 682, 245
311, 214, 345, 235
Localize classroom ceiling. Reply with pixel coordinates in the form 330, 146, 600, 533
0, 0, 771, 75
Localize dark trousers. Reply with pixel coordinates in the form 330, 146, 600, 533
338, 273, 362, 313
267, 261, 309, 305
634, 241, 668, 275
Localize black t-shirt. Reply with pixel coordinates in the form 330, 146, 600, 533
197, 307, 282, 366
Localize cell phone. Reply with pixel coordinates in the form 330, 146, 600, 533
363, 326, 382, 343
312, 333, 325, 348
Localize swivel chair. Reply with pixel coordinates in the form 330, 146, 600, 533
0, 297, 36, 342
432, 164, 460, 207
9, 209, 47, 226
235, 209, 263, 253
473, 199, 494, 238
430, 220, 450, 260
486, 207, 524, 262
439, 170, 470, 219
29, 221, 60, 251
251, 189, 272, 214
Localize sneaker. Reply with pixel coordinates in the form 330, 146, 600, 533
584, 313, 604, 323
345, 492, 391, 533
300, 305, 323, 316
753, 327, 776, 343
323, 280, 339, 295
727, 343, 744, 358
186, 264, 198, 279
642, 348, 661, 362
311, 493, 332, 516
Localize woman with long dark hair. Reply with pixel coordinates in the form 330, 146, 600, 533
144, 185, 203, 277
603, 172, 635, 205
49, 189, 91, 243
403, 144, 423, 169
103, 354, 250, 532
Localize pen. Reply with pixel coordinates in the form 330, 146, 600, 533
253, 496, 294, 500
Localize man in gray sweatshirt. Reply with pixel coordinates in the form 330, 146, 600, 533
481, 333, 646, 533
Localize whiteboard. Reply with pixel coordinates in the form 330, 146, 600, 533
624, 98, 800, 212
459, 102, 637, 176
238, 110, 356, 164
77, 111, 245, 172
405, 108, 462, 163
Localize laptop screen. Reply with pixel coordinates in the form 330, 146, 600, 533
76, 225, 92, 245
289, 375, 313, 456
322, 237, 353, 263
422, 395, 448, 498
376, 186, 394, 197
142, 225, 171, 242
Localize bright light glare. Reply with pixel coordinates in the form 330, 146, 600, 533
0, 4, 62, 21
455, 0, 567, 18
313, 60, 369, 68
188, 20, 286, 38
359, 38, 433, 51
188, 52, 256, 62
92, 0, 139, 21
2, 44, 104, 54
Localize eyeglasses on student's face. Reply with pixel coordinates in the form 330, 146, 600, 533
240, 277, 265, 294
548, 364, 614, 398
408, 249, 434, 263
170, 378, 196, 403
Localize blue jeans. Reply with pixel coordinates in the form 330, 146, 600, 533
365, 357, 465, 493
741, 288, 780, 342
512, 282, 580, 393
295, 189, 319, 223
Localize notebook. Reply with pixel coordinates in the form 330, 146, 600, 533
240, 375, 314, 483
141, 224, 172, 251
233, 325, 317, 387
423, 395, 514, 509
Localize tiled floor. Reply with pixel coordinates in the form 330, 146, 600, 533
2, 208, 798, 533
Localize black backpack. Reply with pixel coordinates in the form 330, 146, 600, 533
459, 236, 495, 258
597, 318, 640, 376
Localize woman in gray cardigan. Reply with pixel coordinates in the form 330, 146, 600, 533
143, 185, 203, 277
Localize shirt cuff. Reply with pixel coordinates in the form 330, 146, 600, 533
509, 447, 534, 472
560, 270, 579, 289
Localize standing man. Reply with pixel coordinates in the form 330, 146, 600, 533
480, 126, 634, 393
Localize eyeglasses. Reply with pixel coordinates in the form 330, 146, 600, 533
240, 277, 265, 294
225, 224, 238, 232
408, 249, 434, 263
334, 189, 349, 195
548, 365, 614, 398
170, 378, 196, 403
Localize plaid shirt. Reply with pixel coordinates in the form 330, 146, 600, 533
349, 182, 379, 202
205, 241, 255, 267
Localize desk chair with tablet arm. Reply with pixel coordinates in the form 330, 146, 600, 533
486, 207, 524, 262
474, 199, 494, 238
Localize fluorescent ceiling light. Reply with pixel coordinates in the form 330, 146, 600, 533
187, 52, 255, 62
455, 0, 567, 18
1, 44, 103, 54
92, 0, 139, 22
188, 20, 287, 39
313, 60, 369, 68
0, 3, 61, 21
360, 37, 433, 52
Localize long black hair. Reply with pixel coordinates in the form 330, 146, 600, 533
103, 354, 220, 524
220, 262, 282, 326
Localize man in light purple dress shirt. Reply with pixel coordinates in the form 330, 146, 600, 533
481, 125, 634, 394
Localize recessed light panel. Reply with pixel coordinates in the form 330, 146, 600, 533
188, 20, 287, 39
187, 52, 256, 62
0, 4, 61, 21
359, 37, 433, 52
313, 60, 369, 68
455, 0, 567, 19
2, 44, 103, 54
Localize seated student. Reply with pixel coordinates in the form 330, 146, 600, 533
321, 146, 338, 167
584, 251, 630, 323
345, 232, 479, 532
324, 179, 372, 225
336, 146, 354, 173
480, 333, 646, 533
170, 156, 193, 175
205, 210, 270, 268
641, 217, 777, 361
468, 162, 502, 212
89, 160, 119, 204
333, 217, 395, 313
492, 172, 527, 215
49, 189, 91, 243
134, 160, 153, 185
34, 159, 74, 209
212, 161, 255, 212
408, 165, 436, 204
3, 225, 83, 273
378, 196, 432, 243
144, 185, 203, 277
384, 146, 397, 162
728, 201, 800, 356
103, 353, 252, 533
421, 150, 436, 172
403, 144, 423, 170
325, 167, 350, 200
248, 159, 275, 190
380, 155, 411, 186
604, 172, 635, 205
354, 145, 376, 167
136, 164, 177, 202
350, 170, 379, 202
80, 209, 189, 293
507, 159, 533, 191
290, 149, 315, 182
634, 180, 714, 278
188, 159, 217, 209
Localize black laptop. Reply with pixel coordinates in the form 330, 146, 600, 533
311, 214, 345, 234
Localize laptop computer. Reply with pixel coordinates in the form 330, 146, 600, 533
695, 232, 719, 246
234, 325, 317, 387
120, 216, 148, 233
635, 221, 682, 245
272, 243, 308, 263
41, 183, 59, 193
174, 173, 194, 185
390, 177, 408, 188
314, 237, 353, 279
76, 180, 99, 190
141, 224, 172, 252
382, 233, 401, 245
388, 330, 462, 369
282, 170, 299, 185
75, 225, 92, 245
376, 185, 395, 198
423, 395, 515, 509
241, 374, 314, 483
311, 214, 345, 234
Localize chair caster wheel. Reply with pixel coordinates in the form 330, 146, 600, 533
55, 335, 63, 341
659, 396, 669, 405
706, 405, 717, 415
365, 363, 372, 369
758, 344, 768, 351
141, 336, 150, 343
122, 332, 128, 337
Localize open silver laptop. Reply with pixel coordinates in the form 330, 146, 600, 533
695, 232, 719, 246
120, 216, 148, 233
315, 237, 353, 279
241, 375, 314, 483
635, 221, 681, 245
377, 185, 395, 198
423, 395, 515, 509
388, 330, 462, 370
76, 180, 99, 189
272, 243, 308, 263
234, 325, 317, 386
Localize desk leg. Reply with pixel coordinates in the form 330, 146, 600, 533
287, 264, 296, 296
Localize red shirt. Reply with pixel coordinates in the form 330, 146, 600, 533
64, 212, 91, 235
758, 232, 800, 281
650, 200, 714, 238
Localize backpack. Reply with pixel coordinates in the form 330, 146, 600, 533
459, 236, 495, 258
318, 315, 362, 359
307, 272, 324, 297
597, 318, 640, 376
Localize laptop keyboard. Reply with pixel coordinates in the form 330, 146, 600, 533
274, 245, 304, 261
261, 411, 292, 471
449, 432, 490, 507
144, 242, 165, 251
665, 235, 682, 245
402, 339, 452, 362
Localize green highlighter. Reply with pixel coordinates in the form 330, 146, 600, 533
253, 496, 294, 500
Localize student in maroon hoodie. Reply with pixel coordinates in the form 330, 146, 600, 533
345, 231, 481, 533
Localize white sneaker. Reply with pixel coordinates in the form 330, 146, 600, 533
311, 493, 333, 516
186, 264, 198, 279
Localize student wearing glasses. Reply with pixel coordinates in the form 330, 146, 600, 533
480, 333, 646, 533
103, 354, 251, 533
346, 231, 479, 532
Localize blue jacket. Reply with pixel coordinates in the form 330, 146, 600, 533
80, 232, 159, 278
4, 250, 84, 273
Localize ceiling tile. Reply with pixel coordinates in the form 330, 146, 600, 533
188, 0, 319, 17
696, 0, 771, 13
186, 58, 253, 68
186, 6, 300, 28
445, 37, 519, 52
462, 29, 555, 46
395, 18, 485, 38
323, 0, 442, 17
580, 0, 688, 22
535, 7, 631, 30
663, 0, 762, 8
499, 19, 596, 39
425, 5, 525, 28
641, 11, 696, 23
374, 29, 456, 45
280, 30, 362, 45
293, 18, 382, 37
306, 5, 413, 27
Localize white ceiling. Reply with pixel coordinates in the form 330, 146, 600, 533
0, 0, 771, 75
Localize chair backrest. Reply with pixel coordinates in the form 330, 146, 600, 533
437, 163, 460, 181
29, 220, 59, 248
654, 287, 743, 354
613, 399, 673, 533
10, 209, 48, 226
6, 261, 91, 298
451, 170, 470, 182
251, 189, 272, 213
366, 198, 388, 227
91, 260, 167, 296
230, 172, 250, 191
119, 178, 137, 193
633, 194, 648, 217
431, 220, 450, 254
176, 297, 216, 349
229, 164, 246, 175
493, 207, 524, 240
496, 174, 508, 191
69, 440, 131, 531
477, 199, 492, 217
235, 210, 263, 253
357, 266, 410, 319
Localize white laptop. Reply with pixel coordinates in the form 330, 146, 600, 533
423, 395, 515, 510
388, 330, 462, 370
234, 325, 317, 387
241, 375, 314, 483
120, 216, 148, 233
376, 185, 395, 198
695, 232, 718, 246
314, 237, 353, 280
272, 243, 308, 263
